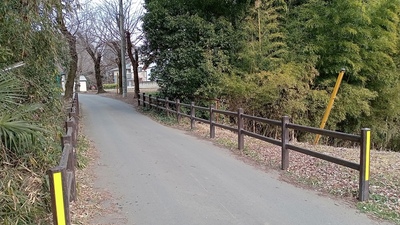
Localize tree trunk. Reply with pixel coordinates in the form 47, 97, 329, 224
56, 6, 77, 100
65, 36, 78, 99
133, 48, 140, 98
118, 59, 122, 95
94, 52, 106, 93
84, 42, 106, 94
126, 31, 140, 99
112, 41, 123, 95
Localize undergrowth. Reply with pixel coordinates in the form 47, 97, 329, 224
0, 100, 71, 224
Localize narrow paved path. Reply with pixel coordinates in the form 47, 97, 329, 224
80, 94, 390, 225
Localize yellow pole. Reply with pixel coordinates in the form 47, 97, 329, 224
314, 68, 346, 145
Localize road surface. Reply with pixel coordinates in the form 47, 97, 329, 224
80, 94, 390, 225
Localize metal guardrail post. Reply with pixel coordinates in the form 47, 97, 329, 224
210, 104, 215, 138
238, 108, 244, 150
281, 116, 290, 170
190, 102, 195, 129
359, 128, 371, 201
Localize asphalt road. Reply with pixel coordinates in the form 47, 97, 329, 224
80, 94, 391, 225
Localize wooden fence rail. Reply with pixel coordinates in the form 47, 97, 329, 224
48, 93, 79, 225
138, 93, 370, 201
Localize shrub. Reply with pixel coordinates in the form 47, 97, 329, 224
103, 83, 117, 89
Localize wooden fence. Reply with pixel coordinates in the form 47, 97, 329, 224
138, 93, 371, 201
47, 93, 79, 225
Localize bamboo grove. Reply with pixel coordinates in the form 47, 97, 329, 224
142, 0, 400, 151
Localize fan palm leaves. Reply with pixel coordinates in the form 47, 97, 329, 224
0, 71, 44, 153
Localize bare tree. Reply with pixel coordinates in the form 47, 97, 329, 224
97, 0, 143, 96
55, 0, 81, 99
77, 4, 107, 93
126, 31, 140, 98
78, 35, 107, 93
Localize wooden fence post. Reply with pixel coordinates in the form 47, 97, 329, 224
281, 116, 290, 170
166, 97, 169, 117
176, 99, 181, 123
210, 104, 215, 138
70, 106, 79, 137
359, 128, 371, 201
155, 96, 159, 110
74, 93, 79, 116
142, 93, 146, 107
238, 108, 244, 151
62, 134, 72, 147
190, 102, 195, 130
68, 145, 77, 202
138, 93, 141, 106
149, 94, 152, 109
65, 118, 76, 148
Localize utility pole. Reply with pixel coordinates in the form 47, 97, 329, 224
119, 0, 127, 97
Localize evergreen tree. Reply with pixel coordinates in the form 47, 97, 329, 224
142, 0, 248, 101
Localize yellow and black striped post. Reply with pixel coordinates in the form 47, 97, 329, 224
359, 128, 371, 201
48, 167, 70, 225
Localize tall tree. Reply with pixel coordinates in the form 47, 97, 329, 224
126, 31, 140, 98
142, 0, 248, 101
55, 0, 81, 99
77, 4, 107, 93
125, 0, 143, 98
98, 0, 142, 95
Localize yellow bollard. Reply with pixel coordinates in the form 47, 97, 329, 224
314, 68, 346, 145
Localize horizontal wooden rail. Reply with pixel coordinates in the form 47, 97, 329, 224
193, 105, 209, 111
213, 122, 237, 132
213, 108, 237, 117
138, 93, 370, 201
242, 130, 282, 146
242, 114, 281, 126
287, 123, 360, 142
194, 117, 209, 124
286, 144, 360, 170
179, 102, 191, 108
